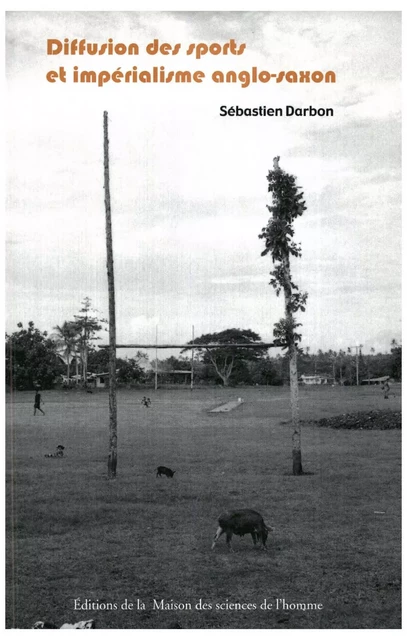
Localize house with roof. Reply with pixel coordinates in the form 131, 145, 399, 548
299, 374, 334, 385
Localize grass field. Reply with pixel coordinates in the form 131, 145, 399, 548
5, 385, 401, 629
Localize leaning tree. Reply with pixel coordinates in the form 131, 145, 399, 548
259, 156, 308, 475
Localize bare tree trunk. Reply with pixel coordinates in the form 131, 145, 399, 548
83, 341, 88, 385
104, 111, 117, 479
289, 344, 302, 474
191, 325, 194, 391
282, 255, 303, 475
80, 345, 85, 384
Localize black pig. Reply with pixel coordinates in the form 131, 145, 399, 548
211, 509, 269, 551
156, 466, 176, 478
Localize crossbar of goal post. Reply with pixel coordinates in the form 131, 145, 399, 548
99, 343, 278, 349
99, 341, 279, 390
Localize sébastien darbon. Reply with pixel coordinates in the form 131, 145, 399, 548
219, 105, 334, 117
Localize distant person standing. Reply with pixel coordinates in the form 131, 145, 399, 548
34, 389, 45, 415
382, 379, 390, 399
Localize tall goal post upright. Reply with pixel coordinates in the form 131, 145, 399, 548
191, 325, 195, 391
349, 344, 363, 386
103, 111, 118, 480
155, 326, 158, 391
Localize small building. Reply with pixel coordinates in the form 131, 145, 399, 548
299, 374, 333, 385
95, 374, 108, 388
87, 369, 120, 388
87, 372, 110, 388
61, 374, 82, 387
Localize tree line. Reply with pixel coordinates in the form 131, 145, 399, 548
5, 313, 401, 390
152, 340, 401, 387
5, 297, 145, 390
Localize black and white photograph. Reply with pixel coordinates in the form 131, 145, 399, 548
5, 5, 402, 631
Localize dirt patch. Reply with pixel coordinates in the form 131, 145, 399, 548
306, 410, 401, 430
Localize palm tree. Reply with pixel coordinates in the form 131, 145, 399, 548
52, 321, 80, 384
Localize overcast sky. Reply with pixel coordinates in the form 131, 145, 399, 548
6, 10, 401, 358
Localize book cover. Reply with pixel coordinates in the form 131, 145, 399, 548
5, 5, 402, 631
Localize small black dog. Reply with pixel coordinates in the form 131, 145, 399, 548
45, 445, 65, 458
156, 466, 175, 478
